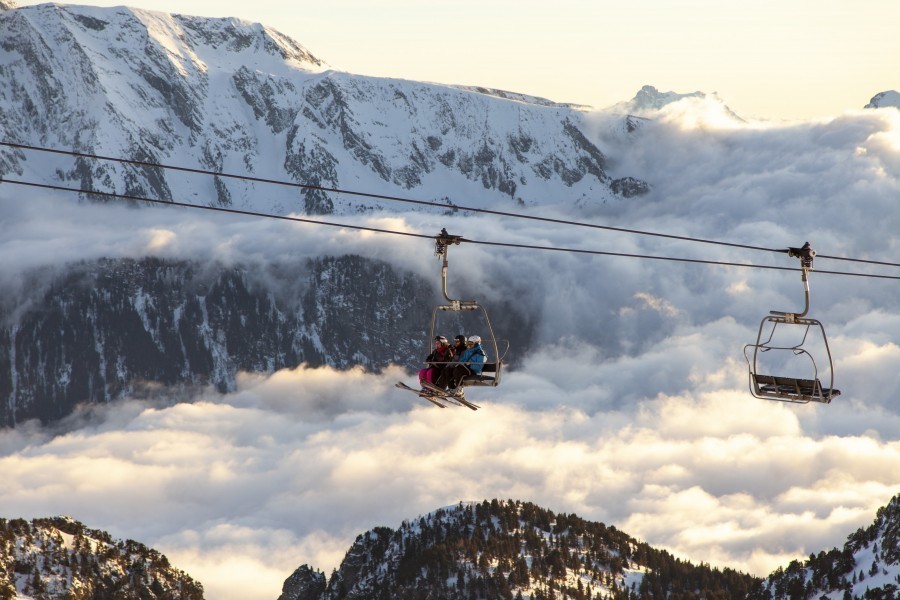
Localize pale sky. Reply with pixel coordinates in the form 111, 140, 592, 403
13, 0, 900, 120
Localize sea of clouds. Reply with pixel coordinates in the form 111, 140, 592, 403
2, 98, 900, 600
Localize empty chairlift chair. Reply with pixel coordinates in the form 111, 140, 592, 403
743, 242, 840, 404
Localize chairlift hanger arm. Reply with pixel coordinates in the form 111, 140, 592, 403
434, 229, 476, 308
772, 241, 815, 320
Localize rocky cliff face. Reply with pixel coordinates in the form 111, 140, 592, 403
0, 3, 647, 217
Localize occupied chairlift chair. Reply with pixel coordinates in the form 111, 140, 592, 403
743, 242, 840, 404
431, 229, 507, 389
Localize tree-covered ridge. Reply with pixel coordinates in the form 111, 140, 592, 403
0, 516, 203, 600
281, 499, 760, 600
754, 493, 900, 600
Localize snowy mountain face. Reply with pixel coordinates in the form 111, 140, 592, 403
0, 516, 204, 599
0, 3, 646, 216
279, 499, 761, 600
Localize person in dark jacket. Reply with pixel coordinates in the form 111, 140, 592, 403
449, 335, 467, 359
419, 335, 452, 388
436, 335, 487, 396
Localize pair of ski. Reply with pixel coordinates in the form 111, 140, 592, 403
395, 380, 480, 410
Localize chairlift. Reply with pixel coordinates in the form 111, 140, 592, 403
430, 229, 508, 391
743, 242, 840, 404
396, 229, 510, 408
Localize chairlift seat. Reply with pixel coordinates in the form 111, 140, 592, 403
752, 373, 840, 404
461, 362, 499, 386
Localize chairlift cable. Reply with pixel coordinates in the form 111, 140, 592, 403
0, 140, 836, 259
0, 178, 435, 240
5, 177, 900, 282
8, 140, 900, 269
7, 140, 900, 269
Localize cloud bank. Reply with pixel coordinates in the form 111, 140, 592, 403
2, 100, 900, 599
1, 359, 898, 599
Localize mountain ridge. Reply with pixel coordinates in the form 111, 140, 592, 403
5, 495, 898, 599
278, 496, 900, 600
0, 2, 648, 218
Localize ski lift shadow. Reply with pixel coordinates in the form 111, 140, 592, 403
743, 243, 840, 404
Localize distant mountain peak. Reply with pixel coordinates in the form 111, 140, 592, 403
633, 84, 706, 109
865, 90, 900, 110
607, 84, 706, 114
605, 84, 743, 122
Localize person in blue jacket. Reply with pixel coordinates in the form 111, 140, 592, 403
436, 335, 487, 396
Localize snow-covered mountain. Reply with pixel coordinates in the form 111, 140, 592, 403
0, 516, 203, 598
0, 0, 638, 428
760, 493, 900, 599
603, 84, 745, 124
0, 1, 647, 217
277, 499, 761, 600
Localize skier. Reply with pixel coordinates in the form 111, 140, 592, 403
419, 335, 453, 388
436, 335, 487, 396
449, 334, 467, 359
